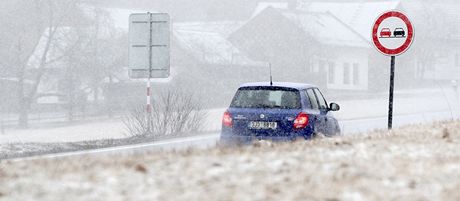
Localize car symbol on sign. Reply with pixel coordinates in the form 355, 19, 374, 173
380, 28, 391, 38
393, 28, 406, 37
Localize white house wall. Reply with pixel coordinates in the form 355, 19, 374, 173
424, 50, 460, 80
325, 47, 369, 91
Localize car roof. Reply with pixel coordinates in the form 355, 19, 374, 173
239, 82, 317, 90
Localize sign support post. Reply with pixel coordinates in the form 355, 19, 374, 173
147, 12, 153, 134
372, 10, 414, 130
388, 56, 395, 129
147, 12, 153, 114
129, 12, 170, 134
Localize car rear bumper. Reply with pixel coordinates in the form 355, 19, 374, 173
220, 127, 314, 145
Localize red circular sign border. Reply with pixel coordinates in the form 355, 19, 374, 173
372, 11, 414, 56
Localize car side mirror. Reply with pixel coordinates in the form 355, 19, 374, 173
329, 103, 340, 112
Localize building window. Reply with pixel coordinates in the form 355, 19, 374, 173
305, 63, 311, 73
456, 53, 460, 67
343, 63, 350, 85
353, 63, 359, 85
438, 51, 449, 64
313, 61, 319, 73
328, 62, 335, 84
319, 60, 326, 73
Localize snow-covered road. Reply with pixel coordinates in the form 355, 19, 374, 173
4, 109, 455, 161
5, 134, 219, 162
1, 88, 459, 145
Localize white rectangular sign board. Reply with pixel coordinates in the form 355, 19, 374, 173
129, 13, 170, 79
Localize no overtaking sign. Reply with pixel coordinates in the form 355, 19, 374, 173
372, 10, 414, 130
372, 11, 414, 56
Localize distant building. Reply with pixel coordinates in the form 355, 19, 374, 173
105, 0, 460, 96
229, 6, 370, 91
295, 0, 404, 91
300, 0, 460, 85
298, 0, 402, 42
402, 0, 460, 81
173, 22, 259, 67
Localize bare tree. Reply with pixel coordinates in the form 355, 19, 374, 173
414, 1, 458, 79
63, 7, 127, 118
0, 0, 87, 128
0, 0, 127, 126
61, 7, 126, 121
123, 89, 208, 138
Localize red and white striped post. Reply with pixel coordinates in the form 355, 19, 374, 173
146, 78, 152, 113
146, 78, 152, 134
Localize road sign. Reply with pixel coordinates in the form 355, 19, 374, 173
371, 10, 414, 130
129, 13, 170, 79
372, 10, 414, 56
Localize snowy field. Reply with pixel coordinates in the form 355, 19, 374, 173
1, 121, 460, 201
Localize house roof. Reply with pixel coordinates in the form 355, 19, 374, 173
401, 0, 460, 41
251, 2, 289, 18
174, 21, 245, 37
279, 10, 369, 48
106, 7, 246, 37
299, 1, 401, 41
173, 28, 261, 66
104, 7, 258, 66
105, 8, 152, 30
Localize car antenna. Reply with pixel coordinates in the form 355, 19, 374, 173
269, 62, 273, 86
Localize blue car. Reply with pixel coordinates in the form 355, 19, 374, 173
220, 82, 341, 145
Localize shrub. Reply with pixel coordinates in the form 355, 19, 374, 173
123, 89, 207, 138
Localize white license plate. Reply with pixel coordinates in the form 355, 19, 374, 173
249, 121, 278, 130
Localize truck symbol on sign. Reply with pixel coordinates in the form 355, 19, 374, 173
379, 28, 406, 38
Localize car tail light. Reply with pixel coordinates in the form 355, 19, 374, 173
293, 112, 309, 129
222, 110, 233, 127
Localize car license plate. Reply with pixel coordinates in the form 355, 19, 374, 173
249, 121, 278, 130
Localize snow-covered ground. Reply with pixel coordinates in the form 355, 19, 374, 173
1, 121, 460, 201
0, 118, 127, 143
1, 88, 459, 144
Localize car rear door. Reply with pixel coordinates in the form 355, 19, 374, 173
304, 88, 323, 134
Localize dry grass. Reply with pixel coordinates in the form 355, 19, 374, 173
1, 121, 460, 201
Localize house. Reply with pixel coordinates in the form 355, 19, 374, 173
173, 22, 257, 67
229, 6, 371, 91
170, 23, 268, 107
298, 0, 402, 42
298, 0, 408, 90
401, 0, 460, 81
300, 0, 460, 85
297, 0, 416, 90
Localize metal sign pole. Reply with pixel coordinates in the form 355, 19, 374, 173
372, 11, 413, 130
1, 114, 4, 134
148, 12, 153, 81
147, 12, 153, 133
388, 55, 395, 129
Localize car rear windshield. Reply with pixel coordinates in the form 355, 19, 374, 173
230, 87, 301, 109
